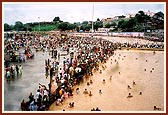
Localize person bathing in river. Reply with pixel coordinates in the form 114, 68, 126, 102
99, 90, 102, 94
83, 89, 89, 94
76, 88, 80, 94
103, 79, 106, 84
127, 93, 133, 98
89, 91, 93, 96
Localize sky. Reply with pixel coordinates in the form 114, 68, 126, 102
3, 2, 165, 25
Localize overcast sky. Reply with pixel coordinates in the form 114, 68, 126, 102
3, 2, 165, 25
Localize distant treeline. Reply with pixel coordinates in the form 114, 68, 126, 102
4, 11, 164, 32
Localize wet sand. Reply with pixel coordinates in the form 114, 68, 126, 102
49, 50, 164, 111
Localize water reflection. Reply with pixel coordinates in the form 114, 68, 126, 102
3, 48, 164, 111
4, 51, 51, 111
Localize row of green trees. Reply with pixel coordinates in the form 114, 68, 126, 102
4, 19, 103, 32
116, 11, 164, 32
4, 11, 164, 32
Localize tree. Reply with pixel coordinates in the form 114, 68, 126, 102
85, 24, 92, 31
80, 24, 91, 32
94, 22, 99, 31
13, 21, 25, 31
120, 21, 128, 31
96, 18, 100, 21
82, 21, 88, 25
135, 11, 150, 24
127, 18, 136, 31
105, 23, 111, 28
154, 11, 164, 20
80, 25, 87, 31
4, 23, 13, 31
111, 22, 117, 27
58, 22, 68, 31
152, 11, 164, 29
138, 11, 145, 16
94, 21, 103, 31
53, 16, 60, 22
118, 20, 125, 28
67, 24, 77, 30
117, 20, 130, 31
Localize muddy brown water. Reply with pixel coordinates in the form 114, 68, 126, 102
3, 36, 165, 112
49, 50, 164, 111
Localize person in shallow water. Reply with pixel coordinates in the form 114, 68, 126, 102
96, 107, 101, 111
127, 93, 133, 98
87, 82, 90, 85
56, 98, 63, 106
76, 88, 80, 94
71, 102, 74, 107
68, 102, 74, 108
89, 91, 93, 96
128, 85, 131, 89
153, 50, 156, 54
91, 108, 96, 111
153, 106, 161, 110
99, 90, 102, 94
90, 80, 93, 84
99, 70, 102, 74
19, 65, 23, 76
139, 92, 142, 95
21, 99, 26, 111
133, 81, 136, 85
110, 76, 112, 80
83, 89, 89, 94
103, 79, 106, 83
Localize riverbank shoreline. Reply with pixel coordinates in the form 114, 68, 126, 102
120, 47, 164, 51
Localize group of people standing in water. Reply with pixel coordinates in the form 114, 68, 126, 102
5, 31, 162, 111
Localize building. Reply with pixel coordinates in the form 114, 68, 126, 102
101, 17, 113, 27
144, 10, 155, 17
113, 15, 126, 20
125, 14, 136, 19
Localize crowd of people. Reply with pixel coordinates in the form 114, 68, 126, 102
5, 64, 23, 81
45, 33, 116, 111
10, 31, 115, 111
117, 41, 164, 49
20, 83, 50, 111
4, 32, 35, 64
4, 31, 164, 111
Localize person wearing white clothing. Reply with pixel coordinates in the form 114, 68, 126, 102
18, 65, 23, 76
43, 89, 48, 96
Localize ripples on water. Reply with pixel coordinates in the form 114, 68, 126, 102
49, 50, 164, 112
3, 49, 164, 112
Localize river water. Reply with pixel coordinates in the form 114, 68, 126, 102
3, 51, 51, 111
3, 36, 165, 112
49, 49, 165, 112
